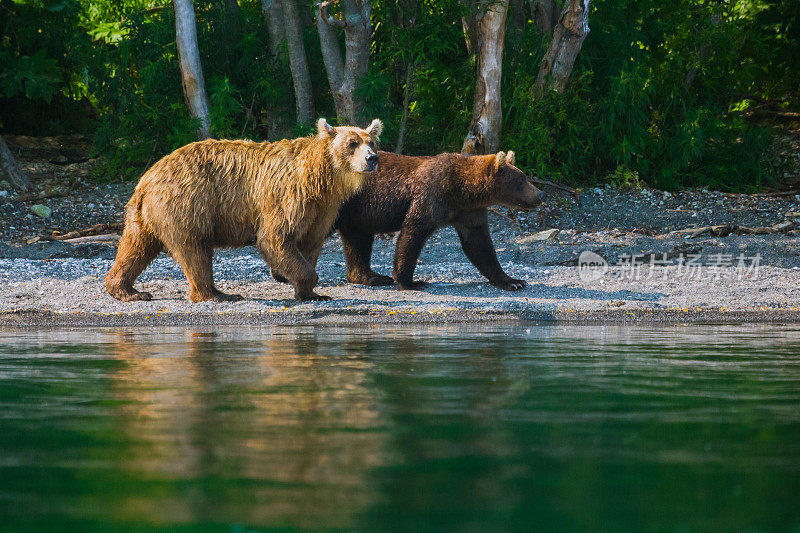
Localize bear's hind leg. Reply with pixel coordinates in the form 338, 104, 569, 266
340, 229, 393, 286
170, 241, 242, 303
106, 223, 162, 302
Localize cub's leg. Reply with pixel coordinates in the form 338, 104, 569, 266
169, 241, 242, 302
453, 210, 526, 291
392, 219, 436, 291
105, 222, 162, 302
340, 228, 393, 286
257, 234, 329, 301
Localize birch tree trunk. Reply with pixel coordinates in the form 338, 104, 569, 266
316, 0, 371, 125
282, 0, 315, 125
261, 0, 285, 58
461, 0, 510, 155
0, 136, 32, 193
173, 0, 211, 139
533, 0, 589, 98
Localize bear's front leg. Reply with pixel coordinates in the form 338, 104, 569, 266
392, 220, 436, 291
453, 211, 526, 291
257, 235, 330, 301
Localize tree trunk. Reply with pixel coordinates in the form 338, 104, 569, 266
460, 0, 479, 55
173, 0, 211, 139
508, 0, 526, 36
315, 3, 345, 120
530, 0, 559, 35
282, 0, 315, 125
461, 0, 510, 155
533, 0, 589, 98
222, 0, 242, 71
261, 0, 286, 58
0, 136, 32, 193
395, 64, 415, 154
316, 0, 371, 125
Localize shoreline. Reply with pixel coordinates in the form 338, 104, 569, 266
4, 307, 800, 327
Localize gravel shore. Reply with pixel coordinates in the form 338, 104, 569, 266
3, 228, 800, 326
3, 135, 800, 325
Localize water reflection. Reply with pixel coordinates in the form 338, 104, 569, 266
0, 325, 799, 531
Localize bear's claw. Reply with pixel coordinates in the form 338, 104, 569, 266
494, 278, 527, 291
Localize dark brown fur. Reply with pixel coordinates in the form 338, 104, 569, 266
334, 150, 545, 291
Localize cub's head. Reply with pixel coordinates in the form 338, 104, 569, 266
317, 118, 382, 174
489, 151, 546, 210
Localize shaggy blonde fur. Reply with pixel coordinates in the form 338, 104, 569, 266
106, 118, 382, 302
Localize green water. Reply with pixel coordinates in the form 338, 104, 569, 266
1, 325, 799, 532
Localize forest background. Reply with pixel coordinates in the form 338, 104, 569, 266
1, 0, 798, 192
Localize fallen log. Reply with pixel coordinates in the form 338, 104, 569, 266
668, 221, 797, 239
40, 223, 124, 242
60, 233, 120, 245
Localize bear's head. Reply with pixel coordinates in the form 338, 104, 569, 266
489, 151, 546, 210
318, 118, 382, 174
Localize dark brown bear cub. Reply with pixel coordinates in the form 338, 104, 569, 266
335, 150, 546, 291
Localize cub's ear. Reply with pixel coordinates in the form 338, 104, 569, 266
506, 150, 516, 166
365, 118, 383, 139
493, 151, 507, 172
317, 118, 336, 137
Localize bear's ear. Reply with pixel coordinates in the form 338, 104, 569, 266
317, 118, 336, 138
365, 118, 383, 139
506, 150, 516, 167
494, 151, 507, 172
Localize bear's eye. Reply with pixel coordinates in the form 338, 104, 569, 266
349, 140, 360, 149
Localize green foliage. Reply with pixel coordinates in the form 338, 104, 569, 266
498, 0, 794, 191
0, 0, 797, 189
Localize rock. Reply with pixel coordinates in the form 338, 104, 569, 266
593, 188, 603, 195
0, 190, 8, 197
516, 229, 560, 243
30, 204, 51, 218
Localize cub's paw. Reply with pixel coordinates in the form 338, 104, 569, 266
397, 280, 429, 291
493, 278, 527, 291
297, 291, 332, 301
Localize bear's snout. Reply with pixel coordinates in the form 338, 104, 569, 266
538, 189, 548, 202
365, 153, 378, 172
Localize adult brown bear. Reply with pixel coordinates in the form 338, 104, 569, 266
105, 118, 382, 302
334, 150, 546, 291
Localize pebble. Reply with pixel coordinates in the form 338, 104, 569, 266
30, 205, 51, 218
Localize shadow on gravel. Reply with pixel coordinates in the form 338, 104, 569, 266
420, 282, 665, 302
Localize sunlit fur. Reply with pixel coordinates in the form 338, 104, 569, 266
106, 119, 382, 302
